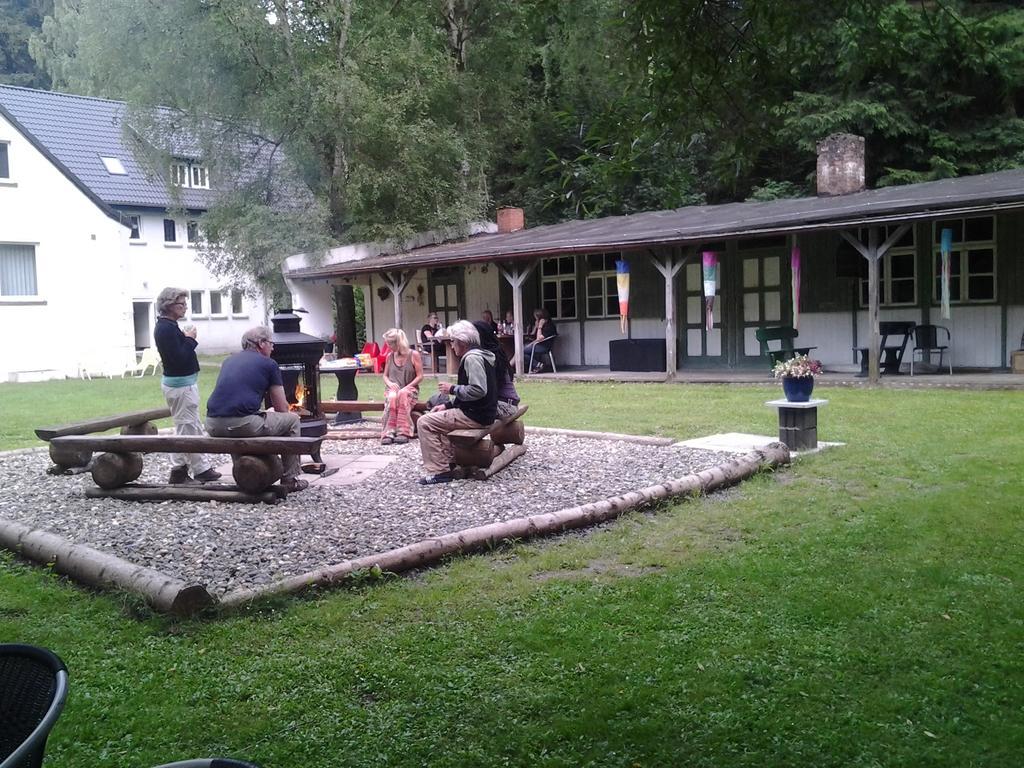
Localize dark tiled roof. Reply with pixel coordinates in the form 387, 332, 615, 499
287, 166, 1024, 278
0, 84, 214, 210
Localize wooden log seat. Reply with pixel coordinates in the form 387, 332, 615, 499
447, 405, 529, 481
36, 407, 172, 470
48, 434, 323, 503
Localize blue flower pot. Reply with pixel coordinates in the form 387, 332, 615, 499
782, 376, 814, 402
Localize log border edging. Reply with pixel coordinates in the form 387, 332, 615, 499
217, 442, 791, 611
0, 518, 214, 616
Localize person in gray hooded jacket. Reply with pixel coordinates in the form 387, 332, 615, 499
416, 320, 497, 484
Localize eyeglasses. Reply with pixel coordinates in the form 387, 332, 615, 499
259, 339, 273, 346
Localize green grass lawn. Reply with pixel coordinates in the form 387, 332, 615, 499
1, 377, 1022, 767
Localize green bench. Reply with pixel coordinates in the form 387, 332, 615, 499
755, 326, 817, 369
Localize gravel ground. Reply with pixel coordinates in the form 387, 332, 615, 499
0, 434, 734, 597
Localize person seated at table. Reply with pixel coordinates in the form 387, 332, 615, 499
525, 307, 558, 373
380, 328, 423, 445
421, 312, 443, 368
205, 326, 308, 494
481, 309, 499, 334
416, 320, 497, 485
474, 321, 520, 418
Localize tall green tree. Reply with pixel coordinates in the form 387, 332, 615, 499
31, 0, 515, 285
623, 0, 1024, 199
0, 0, 51, 87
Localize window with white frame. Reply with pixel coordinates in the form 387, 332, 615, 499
540, 256, 576, 319
163, 219, 177, 243
230, 289, 244, 314
858, 225, 917, 307
586, 252, 622, 318
126, 215, 141, 240
932, 216, 996, 303
0, 244, 38, 296
170, 161, 210, 189
0, 143, 9, 179
209, 290, 224, 315
190, 290, 204, 315
186, 220, 199, 244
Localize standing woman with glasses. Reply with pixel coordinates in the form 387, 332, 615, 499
153, 287, 221, 484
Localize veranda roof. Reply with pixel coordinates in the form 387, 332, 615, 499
286, 167, 1024, 279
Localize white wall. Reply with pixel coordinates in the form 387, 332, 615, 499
0, 112, 132, 381
124, 210, 267, 354
1007, 305, 1024, 361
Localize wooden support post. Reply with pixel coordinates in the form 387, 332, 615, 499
121, 421, 158, 436
91, 452, 144, 489
474, 443, 527, 479
85, 485, 284, 505
49, 443, 91, 470
649, 250, 686, 378
488, 419, 525, 446
378, 269, 414, 331
232, 454, 285, 495
840, 224, 909, 385
500, 261, 537, 377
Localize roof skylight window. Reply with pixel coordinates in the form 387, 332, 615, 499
100, 156, 127, 175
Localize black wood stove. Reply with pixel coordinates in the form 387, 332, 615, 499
269, 309, 328, 460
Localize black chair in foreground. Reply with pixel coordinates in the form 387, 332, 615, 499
0, 644, 69, 768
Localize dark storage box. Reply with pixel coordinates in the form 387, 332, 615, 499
609, 339, 666, 372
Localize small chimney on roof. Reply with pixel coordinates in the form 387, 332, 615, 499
497, 207, 525, 233
816, 133, 865, 197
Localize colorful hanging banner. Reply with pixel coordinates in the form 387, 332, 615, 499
940, 228, 952, 320
616, 259, 630, 334
702, 251, 719, 332
791, 245, 802, 329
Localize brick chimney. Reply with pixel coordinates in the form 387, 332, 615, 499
816, 133, 865, 197
497, 207, 525, 233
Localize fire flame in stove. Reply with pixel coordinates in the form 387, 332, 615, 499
290, 382, 310, 414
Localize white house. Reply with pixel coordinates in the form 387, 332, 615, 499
0, 85, 269, 382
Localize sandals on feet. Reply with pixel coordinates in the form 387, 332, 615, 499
381, 436, 394, 445
394, 435, 410, 444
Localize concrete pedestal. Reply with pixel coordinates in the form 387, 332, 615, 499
765, 398, 828, 452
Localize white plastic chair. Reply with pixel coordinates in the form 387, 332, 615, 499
123, 347, 161, 377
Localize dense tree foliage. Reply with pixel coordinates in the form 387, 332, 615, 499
15, 0, 1024, 287
623, 0, 1024, 198
0, 0, 50, 87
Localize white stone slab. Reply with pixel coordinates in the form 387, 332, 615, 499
673, 432, 844, 457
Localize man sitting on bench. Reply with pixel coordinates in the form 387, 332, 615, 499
416, 320, 497, 485
205, 326, 309, 494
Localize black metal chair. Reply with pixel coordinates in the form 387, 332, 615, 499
0, 644, 69, 768
910, 324, 952, 375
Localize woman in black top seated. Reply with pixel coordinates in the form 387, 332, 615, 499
420, 312, 442, 369
524, 307, 557, 373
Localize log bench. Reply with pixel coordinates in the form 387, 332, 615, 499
36, 407, 172, 472
48, 434, 323, 503
322, 400, 429, 416
447, 405, 529, 480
